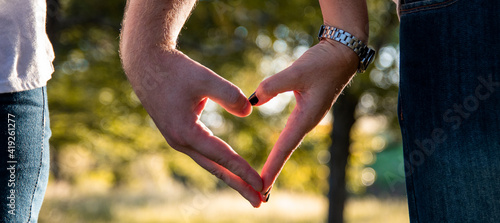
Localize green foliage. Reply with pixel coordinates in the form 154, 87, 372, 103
181, 0, 332, 193
48, 0, 401, 196
345, 0, 401, 194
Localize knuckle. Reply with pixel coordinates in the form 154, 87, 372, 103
231, 159, 252, 177
224, 86, 242, 106
225, 158, 242, 174
212, 154, 231, 170
259, 80, 275, 97
207, 167, 229, 183
292, 66, 306, 81
213, 154, 246, 176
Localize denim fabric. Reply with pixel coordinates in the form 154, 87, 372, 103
0, 87, 50, 223
398, 0, 500, 222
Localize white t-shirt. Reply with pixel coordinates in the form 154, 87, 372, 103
0, 0, 54, 93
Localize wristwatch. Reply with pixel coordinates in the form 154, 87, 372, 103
318, 25, 376, 73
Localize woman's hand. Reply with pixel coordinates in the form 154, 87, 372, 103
251, 40, 360, 199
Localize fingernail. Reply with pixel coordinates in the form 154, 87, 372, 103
265, 193, 271, 202
248, 92, 259, 106
262, 186, 272, 203
263, 187, 272, 196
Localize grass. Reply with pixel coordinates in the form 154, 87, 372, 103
345, 197, 409, 223
39, 182, 408, 223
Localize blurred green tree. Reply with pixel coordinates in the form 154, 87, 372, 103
46, 0, 400, 221
328, 1, 400, 222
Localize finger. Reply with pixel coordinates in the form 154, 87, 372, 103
182, 148, 263, 208
250, 64, 303, 106
184, 122, 264, 193
205, 75, 252, 117
259, 109, 307, 195
260, 95, 326, 194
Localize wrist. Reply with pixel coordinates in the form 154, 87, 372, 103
317, 25, 375, 73
319, 0, 369, 43
322, 22, 368, 44
319, 39, 359, 74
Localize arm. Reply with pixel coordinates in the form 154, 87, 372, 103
120, 0, 263, 207
253, 0, 369, 199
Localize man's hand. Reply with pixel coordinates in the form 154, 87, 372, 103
120, 0, 263, 207
122, 47, 264, 207
251, 40, 359, 200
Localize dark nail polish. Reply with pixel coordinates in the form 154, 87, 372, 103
265, 193, 271, 202
263, 187, 272, 196
248, 92, 259, 106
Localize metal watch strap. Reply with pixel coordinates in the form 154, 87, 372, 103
318, 25, 376, 73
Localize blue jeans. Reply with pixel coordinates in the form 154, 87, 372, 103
0, 87, 50, 223
398, 0, 500, 222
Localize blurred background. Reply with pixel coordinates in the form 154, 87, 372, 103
41, 0, 403, 222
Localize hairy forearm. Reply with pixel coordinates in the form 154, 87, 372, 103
319, 0, 369, 43
120, 0, 196, 73
121, 0, 196, 49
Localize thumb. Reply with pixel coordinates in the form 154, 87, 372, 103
205, 75, 252, 117
249, 66, 301, 106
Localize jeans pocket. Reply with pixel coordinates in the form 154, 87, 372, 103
400, 0, 459, 15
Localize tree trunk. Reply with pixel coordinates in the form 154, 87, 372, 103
46, 0, 60, 41
328, 91, 357, 223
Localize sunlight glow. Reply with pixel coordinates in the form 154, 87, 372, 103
361, 167, 376, 186
259, 91, 294, 116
